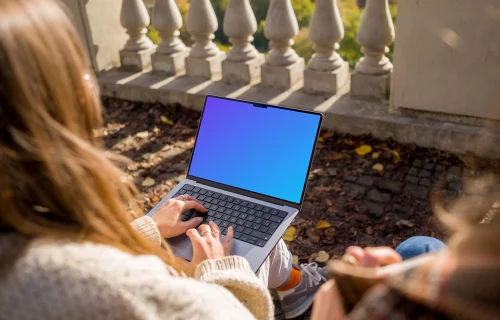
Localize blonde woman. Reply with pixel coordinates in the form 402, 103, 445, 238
0, 0, 327, 319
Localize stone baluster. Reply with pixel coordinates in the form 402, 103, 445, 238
120, 0, 156, 71
351, 0, 395, 100
304, 0, 349, 94
222, 0, 265, 84
185, 0, 226, 79
151, 0, 190, 76
261, 0, 304, 89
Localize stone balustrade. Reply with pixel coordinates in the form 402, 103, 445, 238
117, 0, 395, 100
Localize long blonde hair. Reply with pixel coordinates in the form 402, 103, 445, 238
0, 0, 179, 271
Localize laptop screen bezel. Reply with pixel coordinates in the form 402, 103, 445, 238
186, 95, 323, 210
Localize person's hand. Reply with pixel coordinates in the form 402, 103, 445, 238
180, 221, 234, 276
151, 195, 207, 239
311, 280, 346, 320
344, 246, 402, 268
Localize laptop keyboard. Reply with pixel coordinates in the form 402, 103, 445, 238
175, 184, 288, 247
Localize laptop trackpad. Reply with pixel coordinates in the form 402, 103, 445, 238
169, 234, 253, 261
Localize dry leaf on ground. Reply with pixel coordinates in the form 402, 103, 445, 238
372, 163, 384, 171
135, 131, 149, 139
331, 152, 345, 161
282, 226, 297, 242
316, 220, 332, 229
318, 137, 325, 143
160, 115, 174, 125
141, 177, 155, 187
372, 152, 381, 159
315, 250, 330, 263
306, 228, 320, 243
355, 144, 372, 156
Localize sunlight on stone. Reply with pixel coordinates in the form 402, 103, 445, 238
439, 28, 461, 48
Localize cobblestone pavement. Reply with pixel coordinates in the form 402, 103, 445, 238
100, 98, 476, 260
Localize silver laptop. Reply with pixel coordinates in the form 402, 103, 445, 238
148, 95, 322, 273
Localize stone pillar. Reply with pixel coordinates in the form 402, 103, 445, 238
221, 0, 265, 85
185, 0, 226, 79
151, 0, 190, 76
119, 0, 156, 71
351, 0, 395, 100
304, 0, 349, 95
261, 0, 305, 90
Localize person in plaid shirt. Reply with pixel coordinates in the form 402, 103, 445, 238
311, 177, 500, 320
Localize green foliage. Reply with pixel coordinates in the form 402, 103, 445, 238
147, 25, 161, 45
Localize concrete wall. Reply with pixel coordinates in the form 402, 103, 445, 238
391, 0, 500, 121
61, 0, 128, 73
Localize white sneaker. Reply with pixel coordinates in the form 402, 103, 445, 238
277, 262, 328, 319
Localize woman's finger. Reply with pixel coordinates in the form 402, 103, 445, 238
222, 226, 233, 256
345, 246, 366, 263
182, 199, 207, 213
362, 247, 402, 267
198, 223, 212, 237
209, 221, 221, 241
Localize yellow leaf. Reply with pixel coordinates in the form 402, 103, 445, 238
355, 144, 372, 156
282, 226, 297, 242
390, 149, 401, 163
151, 196, 160, 202
372, 163, 384, 171
315, 250, 330, 263
153, 126, 161, 134
316, 220, 331, 229
135, 131, 149, 139
141, 177, 155, 187
318, 137, 325, 143
160, 115, 174, 125
372, 152, 380, 159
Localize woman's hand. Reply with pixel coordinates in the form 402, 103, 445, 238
151, 195, 207, 239
181, 221, 234, 276
344, 246, 402, 267
311, 280, 346, 320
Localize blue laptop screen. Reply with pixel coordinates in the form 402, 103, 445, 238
188, 96, 321, 204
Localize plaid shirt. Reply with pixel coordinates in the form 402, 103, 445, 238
348, 251, 500, 320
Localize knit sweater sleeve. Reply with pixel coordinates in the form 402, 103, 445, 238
130, 215, 162, 245
2, 241, 273, 320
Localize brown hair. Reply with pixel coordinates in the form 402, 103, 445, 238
0, 0, 179, 271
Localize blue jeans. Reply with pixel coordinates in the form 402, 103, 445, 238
395, 236, 446, 260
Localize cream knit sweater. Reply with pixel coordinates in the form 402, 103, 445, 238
0, 216, 274, 320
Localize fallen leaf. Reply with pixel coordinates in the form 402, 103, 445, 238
292, 255, 299, 265
135, 131, 149, 139
160, 115, 174, 125
330, 152, 344, 161
321, 131, 334, 139
306, 228, 320, 243
141, 177, 155, 187
366, 226, 374, 235
318, 137, 325, 143
355, 144, 372, 156
315, 250, 330, 263
153, 127, 161, 134
316, 220, 332, 229
151, 196, 160, 202
324, 227, 336, 237
282, 226, 297, 242
372, 152, 381, 159
396, 219, 415, 228
372, 163, 384, 171
325, 199, 333, 206
327, 168, 338, 176
389, 149, 401, 163
313, 185, 333, 192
